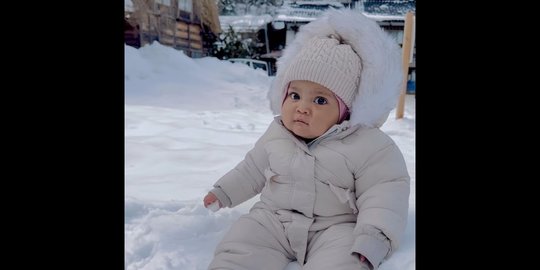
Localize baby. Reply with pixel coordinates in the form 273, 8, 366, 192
204, 9, 410, 270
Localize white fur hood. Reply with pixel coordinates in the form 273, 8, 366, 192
268, 9, 404, 128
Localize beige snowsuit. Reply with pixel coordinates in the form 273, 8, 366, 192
208, 9, 409, 270
208, 118, 409, 270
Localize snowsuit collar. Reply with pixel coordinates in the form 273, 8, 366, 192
273, 116, 359, 152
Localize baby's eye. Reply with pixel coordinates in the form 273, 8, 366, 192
289, 92, 300, 100
314, 97, 328, 105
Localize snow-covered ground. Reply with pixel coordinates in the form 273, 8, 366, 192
125, 42, 415, 270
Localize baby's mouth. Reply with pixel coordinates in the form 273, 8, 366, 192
294, 119, 309, 125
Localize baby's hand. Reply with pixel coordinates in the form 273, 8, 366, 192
203, 192, 222, 212
358, 255, 371, 269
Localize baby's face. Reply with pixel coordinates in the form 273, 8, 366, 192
281, 80, 339, 139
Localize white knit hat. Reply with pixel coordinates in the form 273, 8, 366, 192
276, 36, 362, 109
268, 9, 403, 128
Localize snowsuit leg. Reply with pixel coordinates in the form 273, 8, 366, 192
208, 209, 294, 270
303, 223, 370, 270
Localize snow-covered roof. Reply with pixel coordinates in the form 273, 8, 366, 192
275, 0, 344, 22
217, 1, 412, 31
273, 0, 410, 23
291, 1, 345, 8
273, 13, 404, 24
219, 15, 274, 32
273, 14, 318, 23
364, 13, 405, 21
363, 0, 415, 16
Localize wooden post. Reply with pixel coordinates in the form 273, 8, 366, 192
396, 11, 415, 119
264, 23, 270, 54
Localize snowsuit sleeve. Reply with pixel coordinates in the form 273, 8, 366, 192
351, 142, 410, 269
210, 136, 270, 208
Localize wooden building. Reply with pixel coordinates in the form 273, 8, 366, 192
126, 0, 221, 58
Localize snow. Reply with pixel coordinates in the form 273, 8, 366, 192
125, 42, 415, 270
274, 13, 318, 22
219, 14, 274, 32
273, 12, 405, 23
292, 1, 345, 8
364, 13, 406, 21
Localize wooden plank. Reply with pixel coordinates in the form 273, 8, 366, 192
190, 41, 202, 50
189, 24, 201, 31
189, 28, 200, 35
189, 33, 202, 41
160, 33, 174, 41
396, 12, 415, 119
160, 36, 174, 45
176, 31, 189, 39
162, 28, 175, 36
176, 21, 188, 31
173, 30, 201, 41
176, 39, 189, 47
189, 24, 201, 34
